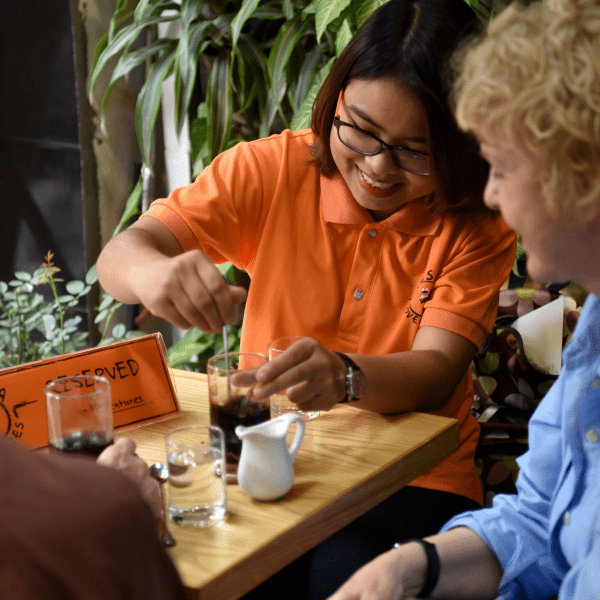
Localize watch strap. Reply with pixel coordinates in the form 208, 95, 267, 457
393, 539, 440, 599
334, 352, 362, 403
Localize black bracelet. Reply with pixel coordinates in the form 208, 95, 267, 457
394, 539, 440, 599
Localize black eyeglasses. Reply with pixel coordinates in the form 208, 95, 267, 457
333, 117, 432, 176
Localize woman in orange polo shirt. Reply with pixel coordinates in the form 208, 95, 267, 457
97, 0, 516, 597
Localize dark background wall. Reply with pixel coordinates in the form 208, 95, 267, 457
0, 2, 85, 286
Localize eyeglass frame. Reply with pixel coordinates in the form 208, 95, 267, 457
332, 89, 432, 176
333, 117, 432, 177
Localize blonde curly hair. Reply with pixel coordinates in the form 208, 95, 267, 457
453, 0, 600, 225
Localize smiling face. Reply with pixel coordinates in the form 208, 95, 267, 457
479, 136, 600, 293
330, 76, 438, 220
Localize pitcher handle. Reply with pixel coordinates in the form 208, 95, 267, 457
287, 413, 306, 464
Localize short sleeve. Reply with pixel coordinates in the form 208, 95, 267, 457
421, 214, 517, 347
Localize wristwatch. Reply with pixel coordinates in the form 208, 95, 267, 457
335, 352, 367, 403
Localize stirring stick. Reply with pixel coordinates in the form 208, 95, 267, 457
223, 322, 231, 399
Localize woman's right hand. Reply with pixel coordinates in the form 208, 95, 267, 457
129, 249, 247, 333
97, 218, 247, 333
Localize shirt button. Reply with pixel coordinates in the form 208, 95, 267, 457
353, 289, 364, 300
368, 229, 378, 238
564, 511, 570, 525
586, 429, 598, 443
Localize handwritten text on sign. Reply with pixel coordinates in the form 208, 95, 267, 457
0, 333, 180, 449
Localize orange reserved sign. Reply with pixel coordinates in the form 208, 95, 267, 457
0, 333, 180, 449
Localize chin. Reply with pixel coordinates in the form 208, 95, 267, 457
526, 257, 567, 285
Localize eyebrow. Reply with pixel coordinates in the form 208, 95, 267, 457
346, 103, 428, 145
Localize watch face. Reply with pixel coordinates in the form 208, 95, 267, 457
351, 370, 367, 399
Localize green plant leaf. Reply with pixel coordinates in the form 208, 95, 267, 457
231, 0, 262, 50
175, 19, 212, 135
315, 0, 352, 43
354, 0, 387, 28
66, 281, 85, 295
291, 56, 334, 130
112, 323, 127, 339
263, 15, 310, 136
86, 264, 98, 285
135, 39, 177, 165
14, 272, 32, 282
100, 38, 173, 133
335, 17, 353, 55
207, 52, 233, 160
43, 314, 56, 337
89, 13, 177, 111
112, 174, 144, 237
293, 43, 324, 113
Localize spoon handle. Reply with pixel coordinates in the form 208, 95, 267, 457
150, 463, 176, 547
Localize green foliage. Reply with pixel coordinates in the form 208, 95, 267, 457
0, 253, 91, 368
90, 0, 389, 187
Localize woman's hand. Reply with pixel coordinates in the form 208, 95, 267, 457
254, 338, 347, 412
128, 248, 247, 333
97, 218, 247, 333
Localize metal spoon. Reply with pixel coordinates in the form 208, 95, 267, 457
150, 461, 176, 547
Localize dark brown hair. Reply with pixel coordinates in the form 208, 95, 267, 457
310, 0, 489, 214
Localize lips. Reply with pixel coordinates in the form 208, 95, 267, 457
357, 168, 401, 198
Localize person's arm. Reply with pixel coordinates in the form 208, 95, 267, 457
327, 527, 503, 600
253, 326, 476, 414
96, 217, 247, 333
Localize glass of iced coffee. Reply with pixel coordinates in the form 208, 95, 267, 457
206, 352, 269, 481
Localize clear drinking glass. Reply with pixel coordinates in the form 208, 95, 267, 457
165, 425, 227, 527
45, 375, 113, 457
267, 336, 320, 421
207, 352, 270, 479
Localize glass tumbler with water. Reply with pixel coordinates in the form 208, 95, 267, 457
165, 425, 227, 527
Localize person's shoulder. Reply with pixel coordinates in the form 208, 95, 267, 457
246, 128, 315, 156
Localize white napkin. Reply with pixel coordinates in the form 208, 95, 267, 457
511, 296, 564, 376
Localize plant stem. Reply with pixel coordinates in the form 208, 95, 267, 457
47, 273, 66, 355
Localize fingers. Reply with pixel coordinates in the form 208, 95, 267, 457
254, 339, 346, 410
137, 251, 247, 332
97, 437, 163, 518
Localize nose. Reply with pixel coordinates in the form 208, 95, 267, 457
363, 148, 399, 175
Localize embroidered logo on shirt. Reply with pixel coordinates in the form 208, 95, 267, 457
405, 270, 434, 324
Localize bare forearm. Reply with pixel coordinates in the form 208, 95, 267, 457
427, 528, 503, 599
97, 227, 170, 304
345, 349, 470, 414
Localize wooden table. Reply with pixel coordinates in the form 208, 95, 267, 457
121, 369, 459, 600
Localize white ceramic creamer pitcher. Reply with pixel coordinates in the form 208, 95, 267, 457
235, 412, 305, 501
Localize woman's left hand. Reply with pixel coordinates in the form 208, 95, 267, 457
253, 338, 347, 412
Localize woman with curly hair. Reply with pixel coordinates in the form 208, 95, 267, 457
329, 0, 600, 598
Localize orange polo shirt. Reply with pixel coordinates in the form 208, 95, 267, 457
143, 129, 516, 506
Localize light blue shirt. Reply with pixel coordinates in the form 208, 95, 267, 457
441, 294, 600, 599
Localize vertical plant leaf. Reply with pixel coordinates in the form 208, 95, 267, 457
112, 174, 144, 236
293, 43, 324, 113
262, 15, 310, 136
315, 0, 352, 43
108, 0, 132, 41
175, 19, 212, 135
100, 39, 172, 133
135, 40, 177, 164
335, 17, 353, 56
230, 0, 262, 50
207, 53, 233, 159
291, 56, 335, 130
